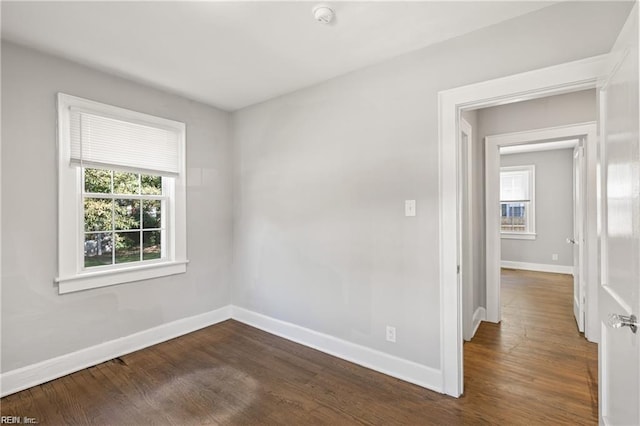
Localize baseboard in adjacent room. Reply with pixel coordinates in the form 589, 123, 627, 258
472, 307, 486, 337
0, 306, 232, 397
230, 305, 443, 394
501, 260, 573, 275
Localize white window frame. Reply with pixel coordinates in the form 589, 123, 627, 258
56, 93, 188, 294
500, 164, 536, 240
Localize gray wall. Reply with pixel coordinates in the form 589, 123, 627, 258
232, 2, 628, 369
477, 89, 598, 136
500, 149, 575, 266
1, 41, 233, 372
0, 1, 629, 377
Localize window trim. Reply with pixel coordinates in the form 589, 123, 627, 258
56, 93, 188, 294
500, 231, 537, 240
499, 164, 536, 240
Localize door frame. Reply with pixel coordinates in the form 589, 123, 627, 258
483, 123, 597, 340
459, 118, 477, 342
438, 54, 610, 397
573, 143, 586, 334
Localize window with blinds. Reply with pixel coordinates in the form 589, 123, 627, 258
500, 165, 535, 235
69, 109, 181, 176
56, 93, 188, 294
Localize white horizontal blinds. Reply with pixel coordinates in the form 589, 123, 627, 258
500, 170, 530, 202
69, 108, 180, 176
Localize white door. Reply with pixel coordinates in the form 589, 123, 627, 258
599, 4, 640, 424
572, 146, 585, 333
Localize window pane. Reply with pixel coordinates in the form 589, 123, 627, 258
501, 202, 528, 232
114, 172, 140, 195
141, 174, 162, 195
84, 233, 113, 268
84, 168, 111, 193
84, 198, 113, 232
115, 232, 141, 264
142, 200, 161, 229
143, 231, 162, 261
114, 199, 140, 230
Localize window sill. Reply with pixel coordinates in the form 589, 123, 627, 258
501, 232, 536, 240
56, 260, 189, 294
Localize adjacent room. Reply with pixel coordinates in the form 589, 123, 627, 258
1, 1, 639, 424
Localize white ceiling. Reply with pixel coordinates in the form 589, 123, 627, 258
1, 1, 557, 111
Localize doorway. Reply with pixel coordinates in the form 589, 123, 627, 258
441, 6, 639, 422
437, 54, 608, 397
483, 122, 598, 342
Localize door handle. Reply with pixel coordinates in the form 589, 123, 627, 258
566, 238, 577, 245
608, 313, 638, 334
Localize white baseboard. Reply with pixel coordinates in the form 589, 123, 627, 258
0, 306, 232, 397
472, 307, 486, 338
2, 304, 445, 398
501, 260, 573, 275
230, 305, 443, 393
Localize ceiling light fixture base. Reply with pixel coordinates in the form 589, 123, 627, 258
313, 5, 335, 25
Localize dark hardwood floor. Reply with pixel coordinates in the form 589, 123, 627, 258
1, 269, 598, 425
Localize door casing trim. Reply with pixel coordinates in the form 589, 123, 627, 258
484, 122, 598, 342
438, 53, 609, 397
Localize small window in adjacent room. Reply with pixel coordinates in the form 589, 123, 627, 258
500, 165, 535, 240
56, 93, 188, 294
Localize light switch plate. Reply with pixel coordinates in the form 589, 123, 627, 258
386, 326, 396, 342
405, 200, 416, 217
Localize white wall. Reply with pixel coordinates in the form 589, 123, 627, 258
500, 149, 575, 267
232, 2, 629, 370
0, 41, 233, 372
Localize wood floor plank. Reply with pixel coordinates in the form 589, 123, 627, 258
1, 269, 597, 424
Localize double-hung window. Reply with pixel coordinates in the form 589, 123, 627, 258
500, 165, 535, 239
56, 93, 187, 294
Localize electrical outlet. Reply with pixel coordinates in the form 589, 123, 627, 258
386, 326, 396, 343
552, 253, 559, 261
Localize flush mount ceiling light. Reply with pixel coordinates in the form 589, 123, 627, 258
313, 4, 335, 25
